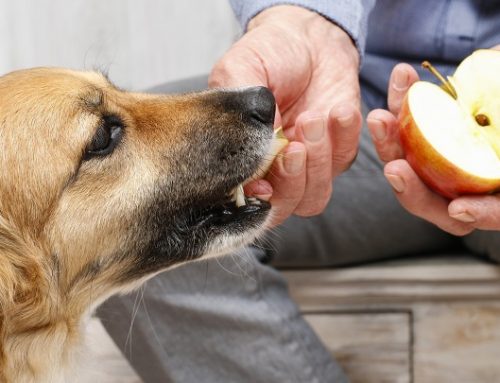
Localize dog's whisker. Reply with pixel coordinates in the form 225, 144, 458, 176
202, 259, 209, 293
228, 252, 252, 281
237, 248, 258, 282
140, 290, 164, 351
125, 288, 144, 357
214, 256, 242, 278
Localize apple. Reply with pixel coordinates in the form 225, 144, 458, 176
398, 49, 500, 199
232, 126, 289, 206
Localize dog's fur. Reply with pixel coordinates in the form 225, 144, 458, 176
0, 68, 275, 382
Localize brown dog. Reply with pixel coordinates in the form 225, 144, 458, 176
0, 68, 276, 382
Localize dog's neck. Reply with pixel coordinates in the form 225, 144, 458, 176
0, 258, 121, 382
0, 235, 87, 383
2, 315, 84, 383
0, 278, 88, 383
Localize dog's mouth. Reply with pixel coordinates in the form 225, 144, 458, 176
186, 125, 287, 230
228, 126, 288, 207
193, 172, 274, 228
189, 143, 280, 229
193, 191, 270, 228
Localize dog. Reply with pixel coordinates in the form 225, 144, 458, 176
0, 67, 276, 382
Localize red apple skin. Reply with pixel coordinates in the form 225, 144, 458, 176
398, 94, 500, 199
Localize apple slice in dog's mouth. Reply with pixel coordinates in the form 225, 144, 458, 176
230, 126, 289, 207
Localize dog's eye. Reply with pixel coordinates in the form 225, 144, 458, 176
84, 115, 123, 160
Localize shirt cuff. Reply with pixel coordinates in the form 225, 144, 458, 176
229, 0, 376, 60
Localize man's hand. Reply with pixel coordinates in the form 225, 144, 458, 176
366, 45, 500, 236
209, 5, 362, 226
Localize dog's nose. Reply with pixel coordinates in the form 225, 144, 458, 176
240, 86, 276, 125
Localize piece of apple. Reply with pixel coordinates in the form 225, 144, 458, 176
232, 126, 289, 206
256, 126, 289, 177
398, 49, 500, 199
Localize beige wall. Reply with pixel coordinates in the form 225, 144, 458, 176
0, 0, 240, 90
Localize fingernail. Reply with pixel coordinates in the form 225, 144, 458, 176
393, 70, 409, 91
385, 173, 405, 193
283, 149, 305, 175
303, 118, 325, 142
450, 212, 476, 223
254, 193, 272, 201
368, 119, 386, 141
337, 111, 354, 129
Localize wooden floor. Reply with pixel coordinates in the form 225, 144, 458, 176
77, 319, 142, 383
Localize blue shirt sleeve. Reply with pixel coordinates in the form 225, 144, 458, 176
229, 0, 376, 57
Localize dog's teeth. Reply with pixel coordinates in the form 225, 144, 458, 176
235, 185, 246, 207
246, 197, 262, 206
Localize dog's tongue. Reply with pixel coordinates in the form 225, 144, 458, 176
230, 127, 288, 207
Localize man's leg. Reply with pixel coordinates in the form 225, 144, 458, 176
463, 232, 500, 262
99, 247, 347, 383
98, 77, 460, 383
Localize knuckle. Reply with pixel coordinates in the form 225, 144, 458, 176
307, 152, 331, 175
208, 59, 233, 87
333, 149, 358, 173
404, 193, 432, 216
442, 220, 474, 237
295, 190, 332, 217
295, 206, 322, 217
378, 147, 396, 163
379, 146, 404, 163
208, 74, 223, 89
407, 205, 427, 218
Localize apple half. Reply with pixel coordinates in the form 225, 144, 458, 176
231, 126, 288, 207
399, 49, 500, 199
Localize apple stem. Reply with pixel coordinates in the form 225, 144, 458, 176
421, 61, 458, 99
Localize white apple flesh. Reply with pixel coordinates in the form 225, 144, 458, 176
399, 49, 500, 199
231, 126, 288, 206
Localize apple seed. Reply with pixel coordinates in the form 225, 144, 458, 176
475, 114, 490, 126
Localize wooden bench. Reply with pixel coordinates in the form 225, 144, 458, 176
81, 254, 500, 382
283, 254, 500, 383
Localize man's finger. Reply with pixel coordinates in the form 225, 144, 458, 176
367, 109, 405, 162
266, 142, 307, 226
384, 160, 474, 236
388, 63, 420, 116
329, 103, 362, 177
244, 179, 273, 202
293, 113, 333, 216
449, 195, 500, 230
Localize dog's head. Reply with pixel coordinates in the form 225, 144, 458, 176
0, 68, 275, 325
